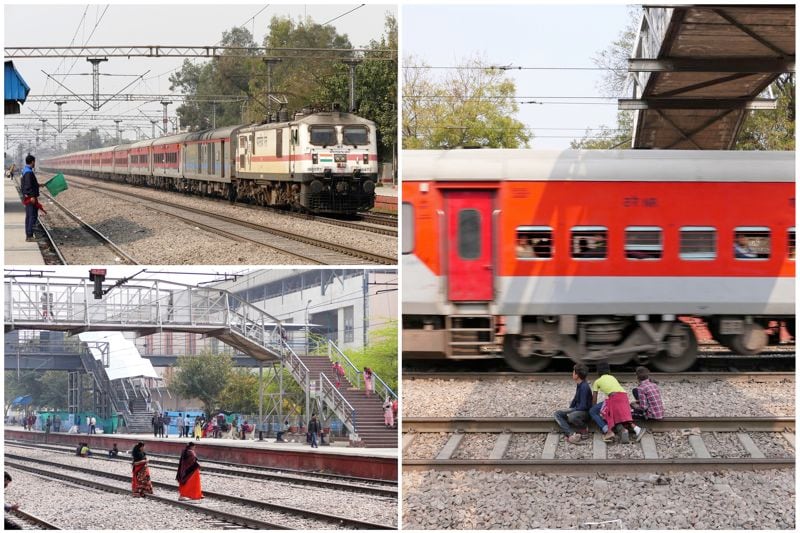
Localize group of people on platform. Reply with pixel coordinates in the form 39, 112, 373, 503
131, 441, 203, 502
555, 363, 664, 444
151, 412, 254, 440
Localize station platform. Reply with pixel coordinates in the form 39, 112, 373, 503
4, 178, 45, 265
5, 428, 398, 481
375, 183, 398, 213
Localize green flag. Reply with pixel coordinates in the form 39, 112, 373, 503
45, 173, 68, 197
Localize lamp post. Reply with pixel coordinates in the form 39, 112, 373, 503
304, 300, 312, 355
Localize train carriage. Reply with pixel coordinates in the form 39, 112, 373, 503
40, 111, 380, 215
402, 149, 795, 372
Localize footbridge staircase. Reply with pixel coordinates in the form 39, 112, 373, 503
4, 276, 397, 447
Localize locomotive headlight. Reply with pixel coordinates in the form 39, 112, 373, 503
363, 154, 369, 165
363, 180, 375, 194
312, 153, 318, 164
334, 154, 346, 163
309, 179, 323, 194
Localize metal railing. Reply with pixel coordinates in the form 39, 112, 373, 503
318, 373, 357, 435
327, 339, 363, 389
371, 372, 397, 402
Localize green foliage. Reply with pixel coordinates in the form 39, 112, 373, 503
403, 56, 530, 149
5, 370, 69, 413
735, 75, 795, 151
168, 352, 233, 417
341, 321, 398, 393
218, 368, 260, 414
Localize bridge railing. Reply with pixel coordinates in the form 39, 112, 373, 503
318, 372, 357, 435
629, 7, 673, 99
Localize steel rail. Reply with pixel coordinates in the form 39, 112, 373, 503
8, 509, 61, 530
39, 192, 139, 265
4, 441, 398, 498
63, 177, 394, 264
9, 177, 67, 265
358, 212, 398, 227
403, 416, 796, 433
5, 454, 390, 529
402, 457, 796, 474
402, 371, 795, 382
4, 460, 289, 530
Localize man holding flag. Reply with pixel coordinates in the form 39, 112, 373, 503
21, 154, 43, 242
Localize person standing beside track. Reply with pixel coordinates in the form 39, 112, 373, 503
177, 412, 185, 439
131, 442, 153, 497
20, 155, 43, 242
194, 418, 202, 440
177, 442, 203, 501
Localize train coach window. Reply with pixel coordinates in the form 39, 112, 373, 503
402, 203, 414, 254
309, 126, 337, 147
516, 226, 553, 259
625, 227, 662, 260
343, 126, 369, 146
734, 227, 770, 260
680, 227, 716, 260
458, 210, 482, 259
789, 228, 795, 260
571, 226, 607, 259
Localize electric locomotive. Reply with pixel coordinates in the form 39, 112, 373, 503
402, 149, 795, 372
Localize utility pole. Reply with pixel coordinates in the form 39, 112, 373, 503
151, 120, 158, 139
34, 128, 40, 146
342, 58, 362, 112
262, 58, 282, 120
114, 119, 122, 144
160, 101, 172, 135
86, 57, 109, 111
54, 101, 66, 133
39, 119, 48, 137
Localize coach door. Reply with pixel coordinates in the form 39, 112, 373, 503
445, 190, 495, 301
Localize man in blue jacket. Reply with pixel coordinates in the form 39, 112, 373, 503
554, 363, 592, 443
20, 154, 41, 242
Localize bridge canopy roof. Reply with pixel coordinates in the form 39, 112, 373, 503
79, 331, 159, 380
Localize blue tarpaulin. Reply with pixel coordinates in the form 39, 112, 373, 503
5, 61, 30, 115
11, 395, 32, 406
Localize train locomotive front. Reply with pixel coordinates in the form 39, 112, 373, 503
234, 111, 379, 213
402, 149, 795, 372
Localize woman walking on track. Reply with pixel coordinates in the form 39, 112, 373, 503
177, 442, 203, 501
131, 442, 153, 497
363, 367, 374, 397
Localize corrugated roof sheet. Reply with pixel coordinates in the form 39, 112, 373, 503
5, 61, 30, 103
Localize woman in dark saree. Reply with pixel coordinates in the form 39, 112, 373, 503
177, 442, 203, 501
131, 441, 153, 496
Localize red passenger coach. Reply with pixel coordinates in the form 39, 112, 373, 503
402, 149, 795, 372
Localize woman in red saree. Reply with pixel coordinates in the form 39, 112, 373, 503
131, 441, 153, 497
177, 442, 203, 501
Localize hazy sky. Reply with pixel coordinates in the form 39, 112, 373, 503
4, 3, 396, 153
402, 4, 633, 149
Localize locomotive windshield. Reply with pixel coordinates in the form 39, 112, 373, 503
309, 126, 337, 147
342, 126, 369, 146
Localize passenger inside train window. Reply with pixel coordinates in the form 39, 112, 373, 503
516, 227, 553, 259
571, 228, 607, 259
787, 228, 795, 260
734, 229, 770, 259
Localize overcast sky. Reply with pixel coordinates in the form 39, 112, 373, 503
4, 3, 396, 154
403, 4, 633, 149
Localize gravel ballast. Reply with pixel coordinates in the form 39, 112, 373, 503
403, 469, 795, 529
5, 445, 396, 528
403, 376, 794, 418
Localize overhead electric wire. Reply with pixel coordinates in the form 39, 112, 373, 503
320, 4, 366, 26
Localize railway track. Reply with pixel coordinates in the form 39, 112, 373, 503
62, 177, 393, 264
403, 371, 795, 382
5, 453, 389, 529
7, 509, 61, 530
402, 416, 795, 474
5, 441, 397, 498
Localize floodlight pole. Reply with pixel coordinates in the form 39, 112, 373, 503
86, 57, 109, 111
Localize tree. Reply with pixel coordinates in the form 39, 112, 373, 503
218, 368, 260, 414
735, 74, 795, 150
342, 321, 398, 393
168, 352, 233, 417
570, 111, 633, 149
403, 55, 530, 149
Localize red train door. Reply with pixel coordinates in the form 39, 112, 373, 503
445, 190, 495, 301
